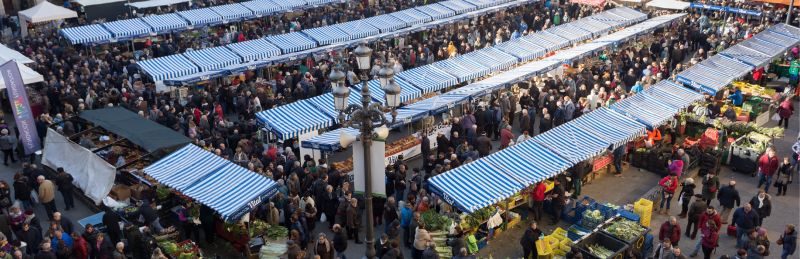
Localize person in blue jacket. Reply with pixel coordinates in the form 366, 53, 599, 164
728, 88, 744, 106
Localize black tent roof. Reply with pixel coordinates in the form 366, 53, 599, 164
79, 107, 191, 152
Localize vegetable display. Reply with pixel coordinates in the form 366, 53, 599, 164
603, 218, 645, 242
421, 211, 452, 232
265, 225, 289, 240
158, 241, 178, 254
224, 222, 247, 236
250, 220, 270, 238
462, 207, 495, 230
586, 243, 614, 259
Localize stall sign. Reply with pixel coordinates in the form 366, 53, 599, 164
592, 154, 613, 172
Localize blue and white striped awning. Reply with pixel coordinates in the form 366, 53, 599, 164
256, 100, 334, 140
494, 39, 547, 62
333, 20, 380, 39
138, 55, 199, 81
463, 0, 496, 9
145, 144, 279, 221
163, 69, 229, 86
433, 58, 486, 82
606, 6, 647, 23
642, 80, 704, 109
396, 65, 459, 93
226, 38, 282, 62
141, 13, 189, 33
522, 32, 570, 51
737, 38, 786, 58
449, 55, 492, 79
532, 122, 610, 164
273, 0, 305, 9
401, 94, 469, 116
720, 44, 771, 67
484, 141, 572, 186
471, 47, 518, 71
60, 24, 112, 45
545, 24, 592, 44
183, 46, 242, 72
354, 79, 422, 105
675, 66, 730, 95
240, 0, 282, 17
481, 58, 561, 86
305, 0, 342, 6
570, 18, 612, 36
428, 159, 526, 213
210, 3, 255, 22
223, 59, 272, 75
415, 4, 456, 20
390, 8, 433, 26
102, 19, 152, 40
178, 8, 224, 26
447, 83, 502, 98
752, 30, 799, 49
438, 0, 477, 14
767, 23, 800, 40
387, 107, 430, 128
301, 127, 360, 151
611, 93, 678, 129
305, 90, 370, 123
701, 55, 754, 77
265, 32, 317, 53
569, 107, 647, 149
302, 26, 350, 45
362, 15, 406, 33
589, 12, 629, 27
547, 42, 609, 63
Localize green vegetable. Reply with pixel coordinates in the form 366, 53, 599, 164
250, 220, 270, 238
421, 211, 452, 232
158, 241, 178, 254
156, 187, 171, 200
178, 252, 195, 259
586, 243, 614, 259
265, 225, 289, 240
604, 218, 645, 242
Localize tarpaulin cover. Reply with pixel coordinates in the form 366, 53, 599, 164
226, 38, 282, 62
265, 32, 318, 53
301, 127, 360, 151
144, 144, 279, 221
610, 93, 676, 128
400, 94, 469, 116
42, 128, 115, 205
183, 46, 242, 72
484, 140, 572, 186
396, 65, 458, 93
532, 122, 610, 164
141, 13, 189, 33
79, 107, 191, 152
354, 78, 422, 105
138, 54, 199, 81
428, 159, 526, 213
255, 100, 334, 140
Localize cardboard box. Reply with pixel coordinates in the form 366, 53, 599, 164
109, 185, 131, 201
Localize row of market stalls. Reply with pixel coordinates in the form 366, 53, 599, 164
0, 44, 44, 89
59, 0, 345, 45
427, 22, 800, 214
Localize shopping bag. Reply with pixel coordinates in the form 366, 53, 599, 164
727, 225, 737, 237
320, 213, 327, 223
772, 113, 781, 121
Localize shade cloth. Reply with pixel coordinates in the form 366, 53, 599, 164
301, 128, 360, 151
484, 140, 572, 186
264, 32, 318, 53
177, 8, 224, 26
432, 58, 488, 82
362, 15, 406, 33
768, 23, 800, 39
226, 38, 282, 62
675, 66, 730, 95
182, 46, 242, 72
0, 59, 44, 89
389, 8, 432, 26
532, 122, 610, 164
138, 54, 199, 81
60, 24, 112, 45
569, 108, 646, 149
19, 1, 77, 23
255, 100, 334, 140
437, 0, 477, 14
610, 93, 677, 128
144, 144, 278, 221
333, 20, 381, 39
428, 159, 526, 213
239, 0, 283, 16
522, 32, 571, 51
79, 107, 191, 152
640, 80, 704, 109
719, 44, 771, 67
400, 94, 469, 116
545, 24, 592, 44
0, 45, 34, 64
102, 19, 153, 40
210, 3, 255, 22
494, 39, 547, 62
414, 4, 456, 20
141, 13, 189, 33
396, 66, 458, 93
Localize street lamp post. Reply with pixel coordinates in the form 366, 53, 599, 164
331, 43, 401, 259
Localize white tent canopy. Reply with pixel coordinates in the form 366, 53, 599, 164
646, 0, 690, 10
72, 0, 126, 6
0, 60, 44, 89
127, 0, 191, 9
0, 45, 34, 64
18, 1, 77, 23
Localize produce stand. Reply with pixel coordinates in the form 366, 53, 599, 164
157, 239, 203, 259
577, 231, 629, 259
599, 217, 650, 258
728, 132, 771, 174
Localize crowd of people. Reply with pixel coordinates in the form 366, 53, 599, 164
0, 0, 797, 258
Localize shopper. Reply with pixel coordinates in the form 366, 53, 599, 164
332, 224, 347, 259
0, 129, 15, 166
36, 176, 56, 220
718, 180, 741, 224
54, 168, 75, 211
748, 190, 772, 227
776, 97, 794, 129
658, 174, 679, 215
685, 195, 707, 240
677, 178, 696, 218
659, 216, 681, 246
529, 182, 547, 222
775, 157, 793, 196
732, 203, 760, 243
413, 224, 432, 259
756, 148, 779, 192
701, 171, 719, 206
700, 221, 719, 259
520, 221, 542, 259
777, 224, 797, 259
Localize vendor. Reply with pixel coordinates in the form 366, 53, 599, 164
647, 128, 663, 146
728, 88, 743, 106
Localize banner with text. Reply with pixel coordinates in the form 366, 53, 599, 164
1, 61, 41, 154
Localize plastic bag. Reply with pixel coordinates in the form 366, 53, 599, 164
320, 213, 327, 223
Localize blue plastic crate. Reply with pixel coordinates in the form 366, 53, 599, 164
618, 210, 640, 222
598, 203, 619, 220
567, 224, 591, 241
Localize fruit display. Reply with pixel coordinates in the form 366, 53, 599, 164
602, 218, 646, 242
224, 222, 247, 236
158, 241, 178, 254
732, 81, 776, 98
461, 207, 496, 230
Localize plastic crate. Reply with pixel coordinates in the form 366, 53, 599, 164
581, 210, 604, 230
598, 204, 619, 220
577, 232, 629, 259
618, 210, 640, 222
567, 225, 591, 241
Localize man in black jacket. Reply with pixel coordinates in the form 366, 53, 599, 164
717, 180, 741, 224
520, 221, 542, 259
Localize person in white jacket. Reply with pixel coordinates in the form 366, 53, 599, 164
517, 131, 532, 143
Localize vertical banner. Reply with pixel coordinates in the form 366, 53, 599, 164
1, 61, 41, 154
350, 139, 387, 197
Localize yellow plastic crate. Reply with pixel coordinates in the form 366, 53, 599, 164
536, 239, 553, 259
544, 180, 555, 193
634, 198, 653, 227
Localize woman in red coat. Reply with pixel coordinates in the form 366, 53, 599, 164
701, 222, 719, 259
71, 232, 89, 259
658, 174, 679, 215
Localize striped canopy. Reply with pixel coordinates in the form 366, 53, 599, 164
641, 81, 705, 109
210, 3, 254, 22
396, 65, 458, 93
386, 107, 429, 128
767, 23, 800, 39
752, 30, 799, 49
482, 58, 561, 86
265, 32, 317, 53
389, 8, 432, 26
301, 127, 360, 151
428, 159, 526, 213
226, 38, 282, 62
737, 38, 786, 57
305, 90, 369, 123
471, 47, 518, 71
449, 55, 492, 80
494, 39, 547, 62
302, 26, 349, 45
720, 44, 772, 67
138, 55, 199, 81
274, 0, 305, 9
532, 122, 610, 164
60, 24, 112, 44
463, 0, 496, 8
240, 0, 282, 16
354, 79, 422, 105
545, 24, 592, 44
401, 94, 469, 116
570, 108, 646, 149
570, 18, 612, 36
333, 20, 381, 39
256, 100, 334, 140
606, 6, 647, 23
523, 32, 571, 51
611, 92, 681, 128
446, 83, 501, 99
362, 15, 406, 33
305, 0, 342, 6
438, 0, 477, 14
432, 59, 485, 82
415, 4, 456, 20
484, 140, 572, 186
141, 13, 189, 33
183, 46, 242, 72
102, 19, 152, 40
675, 67, 728, 95
700, 56, 754, 78
144, 144, 279, 221
178, 8, 223, 26
589, 12, 629, 27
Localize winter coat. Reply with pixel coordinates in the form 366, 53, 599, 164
749, 196, 772, 218
757, 154, 779, 176
698, 212, 721, 233
333, 231, 347, 253
475, 136, 492, 156
659, 176, 679, 194
701, 228, 718, 249
414, 228, 432, 250
717, 185, 741, 209
659, 221, 681, 244
732, 208, 759, 231
701, 175, 719, 201
780, 230, 797, 256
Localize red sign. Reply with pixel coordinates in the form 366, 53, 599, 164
592, 155, 613, 172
